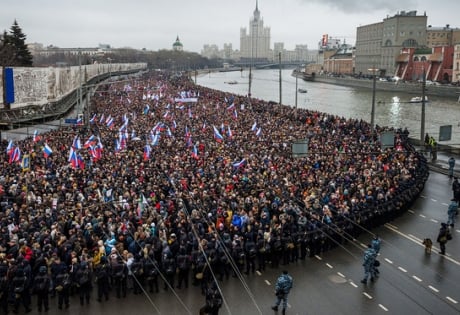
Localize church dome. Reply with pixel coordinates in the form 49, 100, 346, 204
173, 36, 183, 51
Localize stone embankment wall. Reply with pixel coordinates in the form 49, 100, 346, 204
0, 63, 147, 109
314, 75, 460, 99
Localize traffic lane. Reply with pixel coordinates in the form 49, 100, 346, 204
311, 240, 460, 315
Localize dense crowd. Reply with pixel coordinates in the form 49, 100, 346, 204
0, 70, 429, 313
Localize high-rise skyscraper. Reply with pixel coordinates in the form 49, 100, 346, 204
240, 0, 271, 62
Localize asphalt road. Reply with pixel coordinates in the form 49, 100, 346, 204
18, 170, 460, 315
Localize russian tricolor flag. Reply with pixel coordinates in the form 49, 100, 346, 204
33, 130, 41, 143
213, 125, 224, 143
43, 143, 53, 158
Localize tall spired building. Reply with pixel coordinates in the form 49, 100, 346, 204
240, 0, 271, 62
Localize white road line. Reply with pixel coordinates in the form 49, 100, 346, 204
419, 214, 426, 218
378, 304, 389, 312
315, 255, 322, 261
412, 275, 422, 282
349, 282, 358, 288
337, 272, 345, 278
265, 280, 271, 286
363, 292, 373, 299
428, 285, 439, 293
430, 218, 438, 223
386, 223, 398, 229
384, 224, 460, 266
446, 296, 458, 304
326, 263, 333, 269
441, 203, 449, 206
408, 234, 423, 242
384, 258, 393, 264
456, 229, 460, 233
287, 303, 291, 308
256, 270, 262, 276
359, 243, 367, 248
420, 195, 427, 199
431, 198, 437, 202
408, 209, 415, 214
398, 266, 407, 273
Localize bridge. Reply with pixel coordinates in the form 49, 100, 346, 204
233, 60, 310, 69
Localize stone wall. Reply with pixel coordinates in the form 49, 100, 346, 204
0, 63, 146, 109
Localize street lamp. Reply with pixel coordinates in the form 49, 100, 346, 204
368, 67, 379, 133
420, 67, 426, 144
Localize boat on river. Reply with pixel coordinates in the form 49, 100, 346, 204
292, 69, 315, 82
298, 88, 307, 93
409, 96, 429, 103
225, 80, 238, 85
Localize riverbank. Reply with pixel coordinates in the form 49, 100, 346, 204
313, 74, 460, 100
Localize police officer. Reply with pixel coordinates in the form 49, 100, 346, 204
75, 261, 92, 305
0, 260, 9, 315
94, 256, 110, 302
199, 281, 223, 315
272, 270, 293, 315
176, 246, 191, 289
54, 266, 71, 309
33, 265, 50, 312
361, 244, 377, 284
11, 267, 32, 314
143, 252, 159, 293
111, 256, 127, 298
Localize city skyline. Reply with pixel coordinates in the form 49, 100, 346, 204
2, 0, 459, 53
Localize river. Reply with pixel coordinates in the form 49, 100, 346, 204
196, 69, 460, 147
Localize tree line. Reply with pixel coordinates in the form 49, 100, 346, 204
0, 20, 224, 70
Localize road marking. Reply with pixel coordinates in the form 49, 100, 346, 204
441, 202, 448, 206
384, 223, 460, 266
287, 303, 291, 308
456, 229, 460, 233
430, 218, 438, 223
428, 285, 439, 293
419, 214, 426, 218
446, 296, 458, 304
408, 234, 423, 242
420, 195, 427, 199
315, 255, 322, 260
386, 223, 398, 229
359, 242, 367, 248
412, 275, 422, 282
256, 270, 262, 276
384, 258, 393, 264
265, 280, 271, 286
363, 292, 373, 299
408, 209, 415, 214
431, 198, 437, 202
326, 263, 333, 269
378, 304, 389, 312
337, 272, 345, 278
349, 281, 358, 288
398, 266, 407, 273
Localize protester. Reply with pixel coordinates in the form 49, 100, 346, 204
0, 70, 429, 310
447, 199, 458, 228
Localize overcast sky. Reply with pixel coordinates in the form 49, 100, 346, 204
1, 0, 459, 53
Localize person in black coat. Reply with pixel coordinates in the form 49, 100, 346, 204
437, 223, 451, 255
75, 261, 92, 305
33, 265, 50, 312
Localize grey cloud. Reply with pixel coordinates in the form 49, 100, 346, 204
302, 0, 419, 13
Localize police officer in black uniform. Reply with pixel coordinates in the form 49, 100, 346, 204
33, 265, 50, 312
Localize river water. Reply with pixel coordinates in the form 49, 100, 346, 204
196, 69, 460, 146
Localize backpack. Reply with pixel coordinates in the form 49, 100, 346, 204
37, 277, 48, 291
79, 270, 89, 285
208, 290, 223, 308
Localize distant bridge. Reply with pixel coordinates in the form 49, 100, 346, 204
233, 60, 310, 69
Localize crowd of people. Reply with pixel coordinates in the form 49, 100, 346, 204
0, 70, 429, 313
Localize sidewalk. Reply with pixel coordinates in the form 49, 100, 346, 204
417, 147, 460, 177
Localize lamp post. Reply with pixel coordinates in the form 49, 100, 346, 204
420, 67, 426, 144
368, 67, 379, 134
